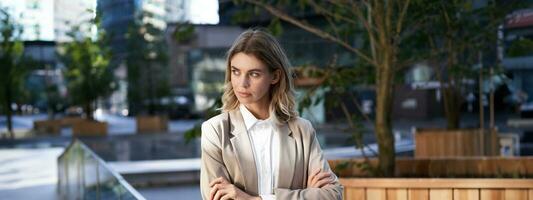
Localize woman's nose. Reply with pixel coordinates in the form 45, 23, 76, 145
240, 76, 250, 88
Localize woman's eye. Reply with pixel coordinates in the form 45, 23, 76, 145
250, 72, 260, 77
231, 69, 239, 75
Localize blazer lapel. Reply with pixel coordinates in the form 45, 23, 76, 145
277, 122, 296, 189
228, 109, 259, 195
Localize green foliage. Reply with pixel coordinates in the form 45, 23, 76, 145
0, 7, 30, 136
0, 8, 25, 96
59, 17, 116, 120
184, 123, 202, 144
173, 23, 195, 42
184, 98, 222, 143
267, 18, 283, 36
125, 11, 170, 115
231, 5, 256, 24
507, 38, 533, 57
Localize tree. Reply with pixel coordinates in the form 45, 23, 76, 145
59, 17, 115, 121
0, 8, 26, 138
125, 11, 170, 116
415, 0, 519, 129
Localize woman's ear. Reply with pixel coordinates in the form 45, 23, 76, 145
271, 69, 281, 85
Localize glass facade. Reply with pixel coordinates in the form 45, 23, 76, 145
97, 0, 137, 60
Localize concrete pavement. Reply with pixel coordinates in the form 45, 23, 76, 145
0, 148, 63, 200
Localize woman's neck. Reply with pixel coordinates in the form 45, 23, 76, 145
244, 103, 270, 120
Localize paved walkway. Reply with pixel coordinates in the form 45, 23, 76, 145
0, 148, 63, 200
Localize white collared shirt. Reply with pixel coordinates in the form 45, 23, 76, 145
239, 104, 278, 200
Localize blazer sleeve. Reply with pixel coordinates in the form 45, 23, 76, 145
274, 121, 344, 200
200, 121, 231, 200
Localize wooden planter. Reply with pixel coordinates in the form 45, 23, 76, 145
415, 128, 499, 158
329, 157, 533, 178
61, 117, 85, 127
340, 178, 533, 200
136, 115, 168, 133
34, 119, 62, 135
33, 117, 85, 135
72, 120, 108, 137
329, 158, 533, 200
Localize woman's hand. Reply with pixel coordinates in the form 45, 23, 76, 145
209, 177, 261, 200
307, 168, 335, 188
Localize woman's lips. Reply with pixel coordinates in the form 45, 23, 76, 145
237, 92, 251, 97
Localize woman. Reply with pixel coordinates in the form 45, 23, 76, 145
200, 29, 343, 200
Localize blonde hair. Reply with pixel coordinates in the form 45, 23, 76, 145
221, 29, 298, 123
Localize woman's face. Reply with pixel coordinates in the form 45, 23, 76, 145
230, 52, 279, 108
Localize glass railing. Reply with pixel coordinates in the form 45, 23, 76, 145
58, 139, 145, 200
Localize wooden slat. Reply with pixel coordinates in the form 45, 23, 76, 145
480, 189, 504, 200
529, 189, 533, 200
454, 189, 479, 200
463, 132, 471, 156
472, 131, 481, 156
429, 189, 452, 200
367, 188, 386, 200
436, 132, 446, 156
415, 133, 426, 157
455, 132, 463, 157
414, 129, 498, 158
505, 189, 527, 200
437, 133, 446, 157
409, 189, 428, 200
526, 159, 533, 176
339, 178, 533, 189
344, 188, 365, 200
387, 189, 407, 200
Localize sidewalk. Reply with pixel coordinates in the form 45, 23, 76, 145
0, 148, 63, 200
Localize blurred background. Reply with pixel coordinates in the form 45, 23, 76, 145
0, 0, 533, 199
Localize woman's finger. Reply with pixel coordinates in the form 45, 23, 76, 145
209, 177, 228, 187
309, 168, 322, 185
315, 177, 333, 188
209, 184, 218, 200
312, 171, 330, 186
222, 186, 236, 200
312, 168, 321, 176
307, 171, 313, 186
209, 183, 226, 200
220, 177, 229, 184
213, 187, 227, 200
311, 168, 320, 179
209, 177, 221, 187
220, 194, 232, 200
315, 172, 332, 182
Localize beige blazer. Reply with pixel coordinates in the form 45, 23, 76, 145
200, 109, 343, 200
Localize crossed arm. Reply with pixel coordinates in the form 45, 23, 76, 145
207, 168, 336, 200
200, 121, 343, 200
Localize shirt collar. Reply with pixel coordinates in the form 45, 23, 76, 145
239, 104, 271, 131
